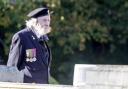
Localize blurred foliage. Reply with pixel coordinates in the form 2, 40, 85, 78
0, 0, 128, 84
49, 76, 59, 84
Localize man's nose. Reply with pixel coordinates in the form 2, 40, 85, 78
45, 22, 50, 26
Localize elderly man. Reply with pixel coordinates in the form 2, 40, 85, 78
7, 7, 52, 84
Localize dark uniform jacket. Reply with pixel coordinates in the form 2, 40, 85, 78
7, 28, 52, 84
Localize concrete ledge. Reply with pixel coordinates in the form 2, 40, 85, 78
0, 82, 128, 89
1, 64, 128, 89
0, 65, 23, 82
0, 82, 78, 89
73, 64, 128, 86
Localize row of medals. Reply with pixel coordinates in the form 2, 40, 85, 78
26, 49, 37, 62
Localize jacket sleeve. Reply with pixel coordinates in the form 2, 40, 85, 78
7, 33, 23, 70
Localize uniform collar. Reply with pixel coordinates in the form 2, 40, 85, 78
39, 35, 49, 42
27, 27, 49, 41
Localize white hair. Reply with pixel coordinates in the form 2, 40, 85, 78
25, 18, 37, 28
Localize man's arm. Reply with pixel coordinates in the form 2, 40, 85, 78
7, 33, 23, 70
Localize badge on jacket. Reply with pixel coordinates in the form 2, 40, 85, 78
26, 48, 37, 62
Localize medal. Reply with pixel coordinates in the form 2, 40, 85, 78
29, 58, 33, 62
33, 57, 37, 62
26, 58, 30, 62
32, 48, 37, 62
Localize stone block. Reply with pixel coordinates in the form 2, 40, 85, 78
73, 64, 128, 86
0, 65, 23, 83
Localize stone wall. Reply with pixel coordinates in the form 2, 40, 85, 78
0, 81, 128, 89
73, 64, 128, 89
1, 64, 128, 89
0, 65, 23, 83
0, 82, 80, 89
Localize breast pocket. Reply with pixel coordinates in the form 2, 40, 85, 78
26, 62, 42, 72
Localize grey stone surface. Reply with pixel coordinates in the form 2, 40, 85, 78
0, 65, 23, 83
0, 82, 128, 89
1, 64, 128, 89
0, 82, 79, 89
73, 64, 128, 86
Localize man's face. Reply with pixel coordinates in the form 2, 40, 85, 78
37, 15, 51, 30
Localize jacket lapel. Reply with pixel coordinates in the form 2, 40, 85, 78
44, 41, 52, 67
27, 28, 48, 67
